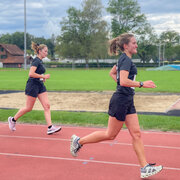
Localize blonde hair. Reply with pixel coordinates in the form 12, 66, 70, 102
108, 33, 134, 56
31, 41, 47, 54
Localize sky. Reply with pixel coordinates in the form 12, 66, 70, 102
0, 0, 180, 39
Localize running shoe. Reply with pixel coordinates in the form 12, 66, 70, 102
141, 163, 163, 178
47, 125, 61, 135
70, 134, 82, 157
8, 116, 16, 131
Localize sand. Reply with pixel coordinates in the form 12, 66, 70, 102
0, 91, 179, 113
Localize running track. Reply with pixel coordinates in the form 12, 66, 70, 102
0, 123, 179, 180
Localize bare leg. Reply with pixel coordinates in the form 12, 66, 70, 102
79, 116, 124, 145
14, 95, 36, 120
125, 114, 147, 167
38, 92, 52, 126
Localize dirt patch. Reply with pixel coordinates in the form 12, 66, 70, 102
0, 91, 179, 113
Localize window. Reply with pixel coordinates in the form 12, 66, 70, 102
0, 48, 4, 52
1, 55, 7, 59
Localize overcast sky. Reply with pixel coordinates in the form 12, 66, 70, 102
0, 0, 180, 39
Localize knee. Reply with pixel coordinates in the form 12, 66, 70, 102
44, 103, 50, 111
106, 132, 117, 140
131, 130, 142, 141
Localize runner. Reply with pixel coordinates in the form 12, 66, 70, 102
70, 33, 163, 178
8, 42, 61, 135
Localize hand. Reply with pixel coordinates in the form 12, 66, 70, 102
44, 74, 50, 79
142, 80, 157, 88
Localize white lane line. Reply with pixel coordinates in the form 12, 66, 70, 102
0, 135, 66, 141
0, 152, 179, 171
1, 122, 180, 136
0, 135, 180, 150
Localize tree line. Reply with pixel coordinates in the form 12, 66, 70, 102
0, 0, 180, 66
0, 32, 56, 58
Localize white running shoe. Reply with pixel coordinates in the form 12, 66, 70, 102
47, 125, 61, 135
141, 163, 163, 178
70, 134, 82, 157
8, 116, 16, 131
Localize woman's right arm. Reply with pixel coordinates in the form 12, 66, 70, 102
109, 65, 117, 82
29, 66, 50, 79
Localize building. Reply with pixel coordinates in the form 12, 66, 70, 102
0, 44, 32, 68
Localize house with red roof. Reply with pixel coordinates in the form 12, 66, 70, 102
0, 44, 32, 68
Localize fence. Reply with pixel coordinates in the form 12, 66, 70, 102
43, 62, 161, 69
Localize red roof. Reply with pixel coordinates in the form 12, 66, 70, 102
0, 44, 24, 55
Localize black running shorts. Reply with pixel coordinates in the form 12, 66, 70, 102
25, 79, 46, 98
108, 92, 136, 121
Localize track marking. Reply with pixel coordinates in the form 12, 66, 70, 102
0, 152, 179, 171
1, 122, 180, 136
0, 135, 179, 150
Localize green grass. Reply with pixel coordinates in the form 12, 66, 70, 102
1, 109, 180, 132
0, 68, 180, 132
137, 70, 180, 93
0, 68, 180, 92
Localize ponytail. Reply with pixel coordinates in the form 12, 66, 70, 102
31, 42, 47, 54
108, 33, 134, 56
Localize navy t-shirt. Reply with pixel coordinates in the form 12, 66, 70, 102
116, 53, 137, 95
29, 57, 46, 81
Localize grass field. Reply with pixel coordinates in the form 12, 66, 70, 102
0, 68, 180, 92
1, 109, 180, 132
0, 68, 180, 132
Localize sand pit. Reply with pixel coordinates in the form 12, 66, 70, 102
0, 91, 179, 113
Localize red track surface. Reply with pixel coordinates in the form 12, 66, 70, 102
0, 123, 180, 180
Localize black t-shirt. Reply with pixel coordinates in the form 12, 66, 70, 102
29, 57, 46, 81
116, 53, 137, 95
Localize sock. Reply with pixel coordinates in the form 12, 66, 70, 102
77, 139, 82, 147
48, 125, 52, 129
142, 164, 149, 168
12, 117, 16, 122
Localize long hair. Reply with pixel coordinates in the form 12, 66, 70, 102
108, 33, 134, 56
31, 42, 47, 54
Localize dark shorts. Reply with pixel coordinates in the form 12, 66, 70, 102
108, 92, 136, 121
25, 79, 46, 98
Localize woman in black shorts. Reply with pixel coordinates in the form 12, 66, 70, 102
8, 42, 61, 135
70, 33, 163, 178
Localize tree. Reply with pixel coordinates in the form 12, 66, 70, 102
0, 32, 34, 50
159, 30, 180, 61
107, 0, 148, 37
0, 33, 12, 44
160, 30, 179, 44
174, 45, 180, 60
81, 0, 108, 67
56, 7, 83, 61
136, 24, 158, 63
56, 0, 108, 68
0, 32, 55, 59
107, 0, 158, 63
